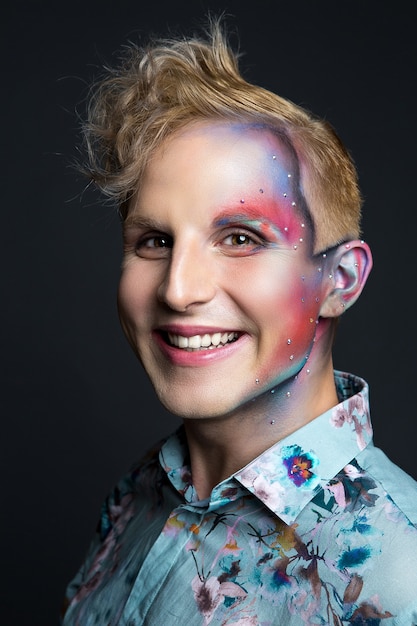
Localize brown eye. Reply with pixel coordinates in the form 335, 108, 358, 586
143, 235, 172, 248
226, 233, 254, 246
134, 233, 173, 258
232, 234, 251, 245
220, 229, 266, 256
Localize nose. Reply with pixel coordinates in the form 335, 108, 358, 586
157, 241, 216, 311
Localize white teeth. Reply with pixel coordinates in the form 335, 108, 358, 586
167, 331, 238, 350
201, 333, 211, 347
211, 332, 221, 346
178, 336, 188, 349
188, 335, 201, 349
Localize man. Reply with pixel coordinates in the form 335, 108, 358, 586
62, 19, 417, 625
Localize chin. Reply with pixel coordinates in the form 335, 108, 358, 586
153, 385, 233, 420
158, 398, 225, 420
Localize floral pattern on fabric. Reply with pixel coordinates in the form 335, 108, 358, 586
281, 444, 319, 487
163, 459, 396, 625
61, 372, 417, 625
330, 391, 372, 451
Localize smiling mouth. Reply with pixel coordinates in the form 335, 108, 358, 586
166, 331, 239, 351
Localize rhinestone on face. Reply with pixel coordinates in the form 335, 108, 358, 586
255, 378, 260, 384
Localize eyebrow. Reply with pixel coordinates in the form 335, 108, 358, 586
214, 210, 288, 243
124, 208, 275, 228
123, 215, 164, 229
124, 208, 284, 232
213, 210, 275, 227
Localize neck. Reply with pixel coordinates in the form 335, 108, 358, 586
183, 320, 338, 500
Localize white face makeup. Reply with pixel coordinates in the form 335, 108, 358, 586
118, 122, 330, 419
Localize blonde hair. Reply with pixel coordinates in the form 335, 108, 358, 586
80, 17, 362, 252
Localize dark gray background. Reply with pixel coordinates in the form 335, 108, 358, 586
2, 1, 415, 623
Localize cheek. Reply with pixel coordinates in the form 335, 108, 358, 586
270, 280, 320, 339
247, 261, 321, 323
255, 270, 323, 375
118, 273, 134, 319
285, 277, 322, 336
117, 267, 152, 327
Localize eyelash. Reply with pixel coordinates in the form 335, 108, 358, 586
142, 235, 173, 249
132, 228, 267, 258
222, 229, 266, 249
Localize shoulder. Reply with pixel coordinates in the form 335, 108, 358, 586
359, 443, 417, 528
97, 436, 169, 541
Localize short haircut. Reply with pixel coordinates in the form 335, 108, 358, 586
79, 17, 362, 253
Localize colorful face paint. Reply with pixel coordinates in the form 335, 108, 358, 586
118, 121, 329, 420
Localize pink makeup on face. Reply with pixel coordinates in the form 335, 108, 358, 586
214, 200, 305, 248
118, 121, 325, 419
210, 130, 309, 248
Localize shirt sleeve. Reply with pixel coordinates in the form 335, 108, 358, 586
60, 483, 125, 621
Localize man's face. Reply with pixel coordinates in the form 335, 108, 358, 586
118, 122, 329, 419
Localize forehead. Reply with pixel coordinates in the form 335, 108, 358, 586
127, 122, 315, 249
133, 121, 313, 238
152, 120, 296, 174
140, 121, 304, 207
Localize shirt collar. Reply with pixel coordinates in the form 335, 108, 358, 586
159, 371, 372, 523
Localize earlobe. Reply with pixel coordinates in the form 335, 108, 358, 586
319, 240, 373, 318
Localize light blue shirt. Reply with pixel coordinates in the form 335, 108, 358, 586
62, 372, 417, 625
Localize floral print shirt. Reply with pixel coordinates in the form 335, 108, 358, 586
62, 372, 417, 625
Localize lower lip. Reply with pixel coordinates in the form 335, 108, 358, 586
153, 331, 248, 366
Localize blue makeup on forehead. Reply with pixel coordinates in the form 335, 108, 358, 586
266, 155, 299, 204
225, 122, 297, 193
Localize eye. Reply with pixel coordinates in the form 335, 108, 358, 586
143, 235, 172, 248
226, 233, 254, 246
135, 234, 173, 258
220, 229, 266, 255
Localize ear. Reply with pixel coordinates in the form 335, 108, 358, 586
319, 240, 373, 318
